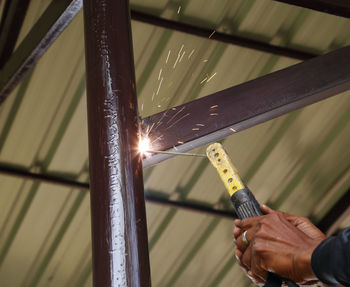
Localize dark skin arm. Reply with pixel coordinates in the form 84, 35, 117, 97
233, 205, 326, 285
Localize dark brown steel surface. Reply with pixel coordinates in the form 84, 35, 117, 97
275, 0, 350, 18
142, 46, 350, 168
0, 0, 30, 68
83, 0, 151, 286
131, 10, 316, 61
0, 0, 82, 102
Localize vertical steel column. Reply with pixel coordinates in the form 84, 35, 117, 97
83, 0, 151, 286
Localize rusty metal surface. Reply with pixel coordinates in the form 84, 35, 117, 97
142, 45, 350, 168
83, 0, 151, 286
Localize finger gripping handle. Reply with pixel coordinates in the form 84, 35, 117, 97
231, 188, 299, 287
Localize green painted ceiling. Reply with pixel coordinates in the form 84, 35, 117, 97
0, 0, 349, 286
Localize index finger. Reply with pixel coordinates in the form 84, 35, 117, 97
239, 217, 259, 230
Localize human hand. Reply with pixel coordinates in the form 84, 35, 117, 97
233, 205, 326, 285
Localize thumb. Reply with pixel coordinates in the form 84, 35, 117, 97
260, 204, 275, 214
260, 205, 300, 225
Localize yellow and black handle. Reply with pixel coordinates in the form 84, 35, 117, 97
207, 143, 298, 287
206, 143, 262, 219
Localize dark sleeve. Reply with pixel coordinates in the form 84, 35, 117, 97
311, 227, 350, 286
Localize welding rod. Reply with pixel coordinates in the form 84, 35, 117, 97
145, 149, 207, 158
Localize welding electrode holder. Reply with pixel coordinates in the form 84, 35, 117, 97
206, 143, 298, 287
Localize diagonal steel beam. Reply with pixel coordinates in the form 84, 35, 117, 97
0, 0, 30, 68
0, 0, 82, 103
0, 3, 318, 105
274, 0, 350, 18
142, 46, 350, 168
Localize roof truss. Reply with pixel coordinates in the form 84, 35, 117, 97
275, 0, 350, 18
0, 162, 346, 235
0, 0, 348, 226
0, 2, 349, 283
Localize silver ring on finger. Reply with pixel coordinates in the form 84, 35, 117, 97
242, 230, 249, 246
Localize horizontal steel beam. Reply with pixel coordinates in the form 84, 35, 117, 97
274, 0, 350, 18
130, 10, 316, 61
0, 163, 234, 219
0, 163, 348, 230
145, 191, 234, 219
0, 0, 82, 103
142, 46, 350, 168
0, 163, 89, 189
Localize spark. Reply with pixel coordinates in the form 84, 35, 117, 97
207, 72, 217, 82
156, 77, 164, 95
166, 50, 171, 64
230, 128, 237, 132
179, 51, 186, 63
153, 111, 168, 131
203, 59, 208, 62
157, 104, 161, 108
167, 106, 185, 124
172, 107, 177, 110
192, 128, 199, 131
200, 76, 208, 84
177, 141, 184, 144
151, 135, 163, 145
147, 122, 155, 134
161, 96, 171, 102
210, 113, 218, 116
139, 137, 151, 154
166, 113, 190, 129
173, 54, 180, 69
158, 68, 162, 80
179, 45, 185, 56
178, 44, 184, 54
188, 49, 195, 59
173, 145, 178, 150
173, 44, 184, 69
208, 30, 216, 39
210, 105, 218, 109
177, 5, 181, 14
196, 123, 205, 126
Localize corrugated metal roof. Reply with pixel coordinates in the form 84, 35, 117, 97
0, 0, 349, 286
